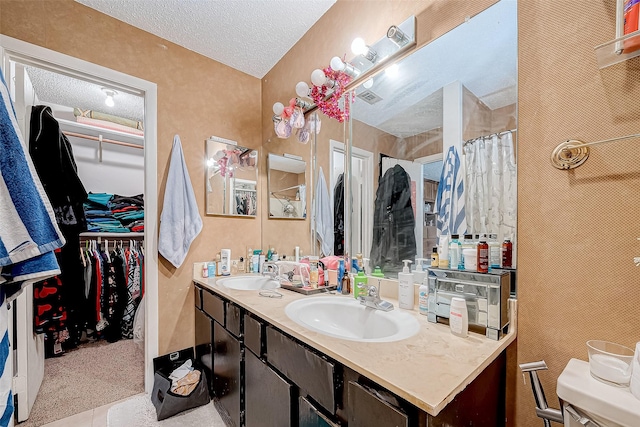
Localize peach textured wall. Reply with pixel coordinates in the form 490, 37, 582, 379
0, 0, 263, 354
517, 1, 640, 426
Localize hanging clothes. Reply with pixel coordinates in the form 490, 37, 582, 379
314, 167, 333, 256
370, 164, 416, 275
333, 173, 344, 256
30, 105, 88, 348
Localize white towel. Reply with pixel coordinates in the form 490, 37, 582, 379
313, 167, 333, 256
158, 135, 203, 268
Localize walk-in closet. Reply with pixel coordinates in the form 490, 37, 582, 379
6, 59, 147, 426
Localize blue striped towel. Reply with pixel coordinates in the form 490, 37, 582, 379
435, 146, 467, 236
0, 69, 65, 424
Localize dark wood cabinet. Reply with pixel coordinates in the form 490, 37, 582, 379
194, 307, 213, 396
194, 284, 505, 427
245, 350, 294, 427
213, 320, 243, 427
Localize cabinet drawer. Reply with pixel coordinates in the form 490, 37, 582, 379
226, 302, 242, 339
299, 396, 339, 427
348, 381, 408, 427
244, 314, 263, 357
266, 326, 336, 414
194, 285, 202, 310
202, 289, 225, 325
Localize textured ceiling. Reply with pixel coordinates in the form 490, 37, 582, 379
76, 0, 336, 78
25, 66, 144, 121
352, 0, 517, 138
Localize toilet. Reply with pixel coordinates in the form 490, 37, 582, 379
557, 359, 640, 427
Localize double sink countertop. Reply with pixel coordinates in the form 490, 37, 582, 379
193, 272, 517, 417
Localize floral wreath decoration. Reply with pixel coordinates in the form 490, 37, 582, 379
310, 64, 354, 123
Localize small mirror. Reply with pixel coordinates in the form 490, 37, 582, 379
206, 138, 258, 217
268, 153, 307, 219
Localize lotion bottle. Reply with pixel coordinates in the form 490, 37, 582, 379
398, 260, 414, 310
449, 297, 469, 338
418, 276, 429, 315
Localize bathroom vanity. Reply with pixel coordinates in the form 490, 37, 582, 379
193, 273, 516, 426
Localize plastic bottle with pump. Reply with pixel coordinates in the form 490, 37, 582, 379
398, 260, 414, 310
413, 258, 427, 286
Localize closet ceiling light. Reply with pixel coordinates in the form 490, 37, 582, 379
102, 88, 117, 107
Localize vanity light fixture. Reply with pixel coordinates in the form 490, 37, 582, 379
387, 25, 410, 47
311, 69, 336, 89
102, 88, 117, 107
351, 37, 377, 63
329, 56, 361, 78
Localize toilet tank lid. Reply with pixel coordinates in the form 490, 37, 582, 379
557, 358, 640, 426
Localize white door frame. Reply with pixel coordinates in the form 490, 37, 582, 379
329, 140, 374, 261
0, 36, 159, 402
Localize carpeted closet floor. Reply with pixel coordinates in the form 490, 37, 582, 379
18, 339, 144, 427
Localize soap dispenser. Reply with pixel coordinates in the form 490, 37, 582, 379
413, 258, 427, 285
398, 260, 414, 310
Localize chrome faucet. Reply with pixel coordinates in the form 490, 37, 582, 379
359, 279, 394, 311
261, 261, 280, 279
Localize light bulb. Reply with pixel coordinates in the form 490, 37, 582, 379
385, 64, 399, 77
102, 88, 117, 107
351, 37, 367, 55
272, 102, 284, 115
295, 81, 310, 98
363, 78, 374, 89
330, 56, 345, 71
105, 95, 114, 107
310, 69, 326, 86
206, 158, 214, 167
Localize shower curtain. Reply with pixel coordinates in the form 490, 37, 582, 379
464, 131, 517, 262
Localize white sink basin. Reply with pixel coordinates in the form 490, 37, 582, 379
285, 296, 420, 342
217, 275, 280, 291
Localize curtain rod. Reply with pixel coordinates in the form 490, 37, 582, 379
463, 129, 517, 147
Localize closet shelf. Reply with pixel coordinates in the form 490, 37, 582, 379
80, 232, 144, 238
58, 118, 144, 147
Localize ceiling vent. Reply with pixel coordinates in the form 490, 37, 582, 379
357, 89, 383, 105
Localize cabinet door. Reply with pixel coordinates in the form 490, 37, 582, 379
266, 326, 336, 414
348, 381, 409, 427
245, 350, 293, 427
195, 308, 213, 396
213, 321, 243, 427
299, 396, 339, 427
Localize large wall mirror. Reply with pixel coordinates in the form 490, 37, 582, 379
206, 138, 258, 217
346, 0, 517, 277
268, 153, 307, 219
